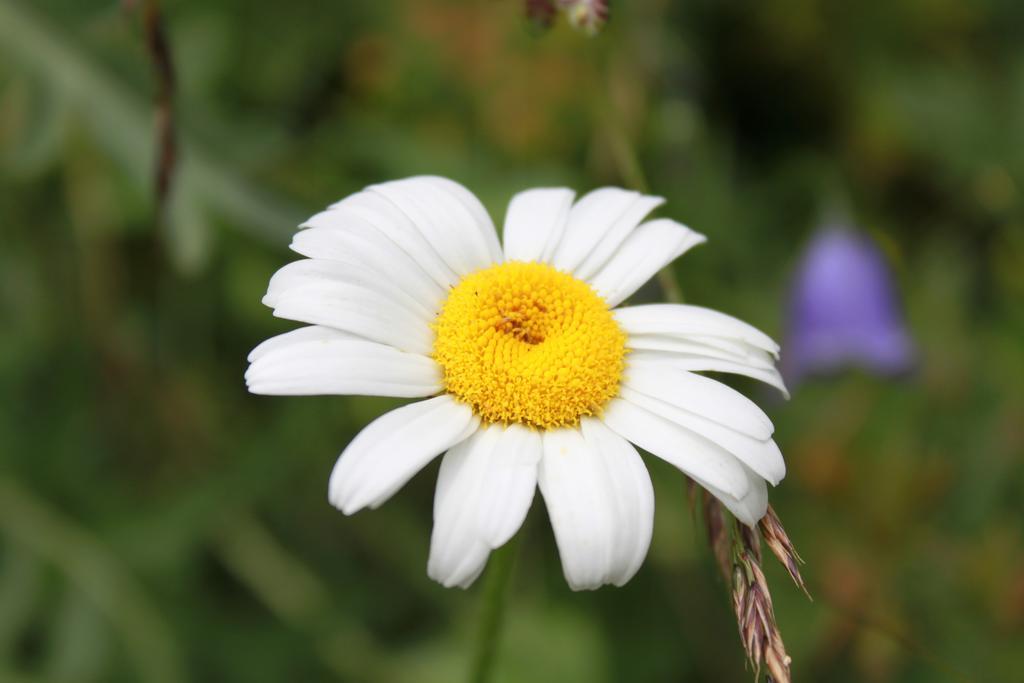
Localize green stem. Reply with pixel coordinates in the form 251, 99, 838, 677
600, 65, 683, 305
467, 539, 518, 683
604, 108, 650, 194
656, 269, 684, 304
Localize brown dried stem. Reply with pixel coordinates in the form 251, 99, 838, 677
702, 491, 731, 584
126, 0, 177, 216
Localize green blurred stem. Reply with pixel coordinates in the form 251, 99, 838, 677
467, 538, 519, 683
605, 108, 650, 194
655, 263, 685, 304
601, 68, 683, 305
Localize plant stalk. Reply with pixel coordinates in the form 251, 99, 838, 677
467, 539, 519, 683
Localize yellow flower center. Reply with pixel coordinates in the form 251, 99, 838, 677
433, 261, 627, 429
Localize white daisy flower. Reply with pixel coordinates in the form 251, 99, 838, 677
246, 176, 788, 591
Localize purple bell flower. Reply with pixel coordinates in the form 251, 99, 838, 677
783, 225, 915, 385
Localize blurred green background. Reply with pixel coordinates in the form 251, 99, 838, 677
2, 0, 1023, 681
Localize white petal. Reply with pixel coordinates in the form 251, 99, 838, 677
328, 396, 479, 515
245, 326, 442, 398
618, 386, 785, 486
329, 191, 460, 289
628, 350, 789, 397
699, 464, 769, 527
573, 195, 665, 281
622, 364, 774, 440
615, 304, 780, 356
427, 424, 541, 588
248, 324, 359, 363
501, 188, 575, 263
589, 219, 706, 307
428, 429, 498, 588
477, 424, 542, 547
538, 425, 654, 590
264, 258, 435, 321
628, 333, 779, 369
599, 398, 749, 499
551, 188, 639, 274
580, 417, 654, 585
538, 428, 613, 590
369, 178, 497, 276
263, 270, 433, 355
290, 222, 445, 313
417, 176, 504, 264
686, 334, 771, 359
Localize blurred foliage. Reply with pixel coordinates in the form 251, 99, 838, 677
1, 0, 1023, 681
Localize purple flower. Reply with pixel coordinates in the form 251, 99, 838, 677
783, 225, 915, 385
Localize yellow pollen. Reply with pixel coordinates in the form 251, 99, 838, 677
432, 261, 627, 429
